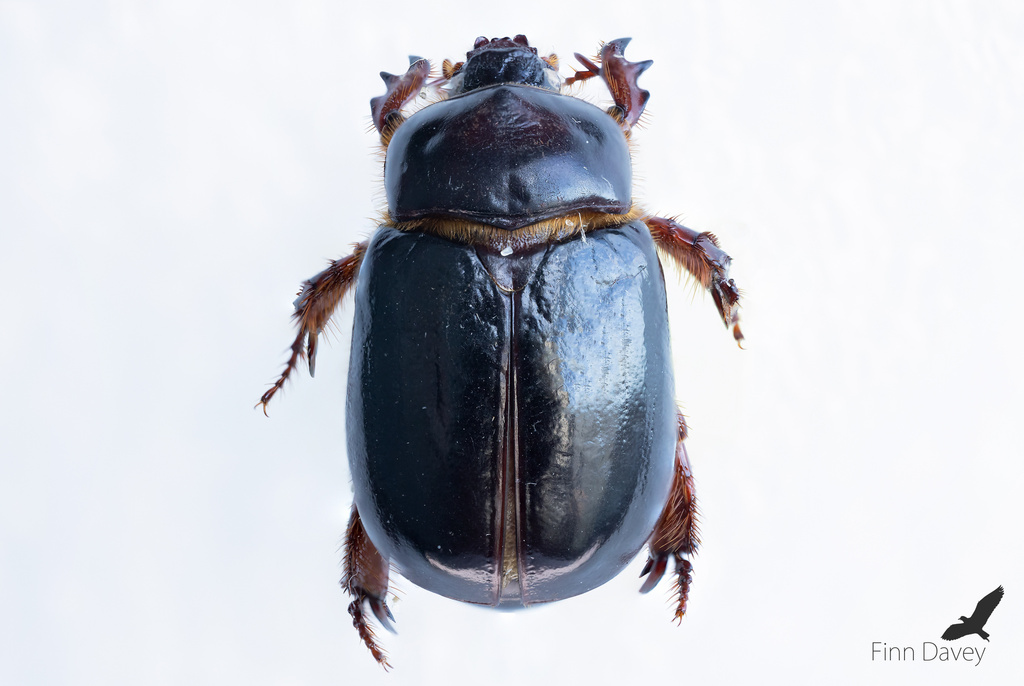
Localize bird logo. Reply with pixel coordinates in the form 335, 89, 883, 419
941, 586, 1004, 642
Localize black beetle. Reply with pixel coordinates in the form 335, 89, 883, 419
260, 35, 743, 669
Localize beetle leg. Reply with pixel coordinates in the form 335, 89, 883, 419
567, 38, 651, 132
342, 505, 394, 670
640, 411, 699, 623
564, 53, 600, 86
646, 216, 744, 345
370, 57, 431, 145
257, 241, 367, 414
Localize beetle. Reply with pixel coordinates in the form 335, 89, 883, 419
259, 35, 743, 669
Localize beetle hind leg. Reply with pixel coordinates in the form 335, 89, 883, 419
640, 411, 699, 623
342, 505, 394, 669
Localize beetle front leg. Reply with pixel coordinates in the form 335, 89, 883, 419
646, 216, 743, 344
567, 38, 651, 132
342, 505, 395, 670
370, 57, 430, 145
640, 411, 699, 623
257, 241, 367, 414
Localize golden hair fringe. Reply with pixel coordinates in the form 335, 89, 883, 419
386, 205, 647, 252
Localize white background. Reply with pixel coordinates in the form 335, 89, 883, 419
2, 1, 1022, 684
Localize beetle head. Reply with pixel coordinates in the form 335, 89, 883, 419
446, 35, 559, 94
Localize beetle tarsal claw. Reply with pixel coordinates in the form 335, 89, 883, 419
639, 552, 694, 620
671, 555, 694, 623
348, 598, 393, 670
710, 276, 743, 345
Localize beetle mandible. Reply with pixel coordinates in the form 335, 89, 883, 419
259, 35, 743, 669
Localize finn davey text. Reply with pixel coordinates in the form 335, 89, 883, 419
871, 642, 986, 666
